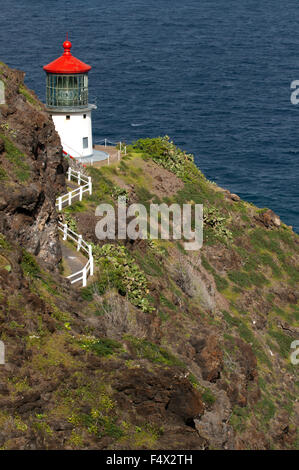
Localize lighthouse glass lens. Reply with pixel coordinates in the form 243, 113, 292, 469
46, 73, 88, 108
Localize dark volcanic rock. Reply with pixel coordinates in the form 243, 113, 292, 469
0, 63, 67, 269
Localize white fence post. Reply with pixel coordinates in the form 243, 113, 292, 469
88, 177, 92, 195
120, 141, 122, 152
63, 223, 67, 241
58, 197, 62, 211
89, 245, 94, 276
78, 172, 81, 186
68, 191, 72, 205
79, 186, 83, 201
67, 167, 71, 181
104, 138, 107, 147
77, 234, 82, 251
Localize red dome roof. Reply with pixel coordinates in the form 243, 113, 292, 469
43, 40, 91, 74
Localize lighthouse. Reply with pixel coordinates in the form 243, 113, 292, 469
43, 38, 96, 159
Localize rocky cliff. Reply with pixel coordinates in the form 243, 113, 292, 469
0, 64, 298, 450
0, 63, 67, 269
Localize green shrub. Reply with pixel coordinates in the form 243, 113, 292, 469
133, 249, 164, 277
237, 320, 272, 368
92, 244, 155, 313
201, 387, 216, 406
268, 329, 293, 359
90, 338, 122, 357
203, 206, 232, 242
127, 336, 185, 367
0, 167, 7, 181
64, 214, 77, 232
222, 310, 241, 328
159, 294, 176, 311
255, 396, 276, 422
79, 336, 122, 357
247, 270, 269, 287
21, 250, 40, 277
230, 405, 249, 432
133, 136, 194, 179
201, 255, 215, 273
64, 201, 86, 213
0, 133, 30, 182
19, 84, 38, 106
111, 185, 128, 201
214, 274, 229, 291
259, 252, 282, 278
228, 270, 251, 288
80, 285, 94, 301
0, 234, 11, 250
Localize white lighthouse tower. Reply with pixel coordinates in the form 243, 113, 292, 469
43, 38, 96, 159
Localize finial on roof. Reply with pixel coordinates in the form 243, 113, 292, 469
63, 36, 72, 56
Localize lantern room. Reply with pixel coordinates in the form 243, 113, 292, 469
46, 73, 89, 108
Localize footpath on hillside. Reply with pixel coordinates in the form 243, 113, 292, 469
59, 143, 121, 286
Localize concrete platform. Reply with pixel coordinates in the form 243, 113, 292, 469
78, 149, 109, 165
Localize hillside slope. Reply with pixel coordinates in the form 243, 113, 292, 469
0, 65, 298, 450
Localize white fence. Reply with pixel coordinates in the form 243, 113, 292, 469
97, 139, 127, 155
58, 221, 94, 287
56, 167, 94, 287
56, 168, 92, 210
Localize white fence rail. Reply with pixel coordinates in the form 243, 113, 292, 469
56, 168, 92, 210
58, 221, 94, 287
97, 139, 127, 155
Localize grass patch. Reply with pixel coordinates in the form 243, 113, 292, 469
228, 269, 268, 288
214, 273, 229, 291
64, 201, 87, 214
268, 329, 293, 359
222, 310, 241, 328
230, 405, 250, 432
21, 250, 40, 277
159, 294, 177, 311
0, 233, 11, 250
254, 396, 276, 423
19, 84, 38, 107
0, 167, 7, 181
237, 319, 272, 368
0, 133, 30, 182
127, 336, 185, 367
201, 387, 216, 406
82, 338, 122, 357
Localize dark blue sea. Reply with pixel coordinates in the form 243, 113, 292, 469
0, 0, 298, 231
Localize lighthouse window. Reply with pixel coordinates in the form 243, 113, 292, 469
83, 137, 88, 149
66, 115, 70, 120
83, 114, 86, 119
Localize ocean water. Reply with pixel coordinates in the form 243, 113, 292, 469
0, 0, 298, 231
